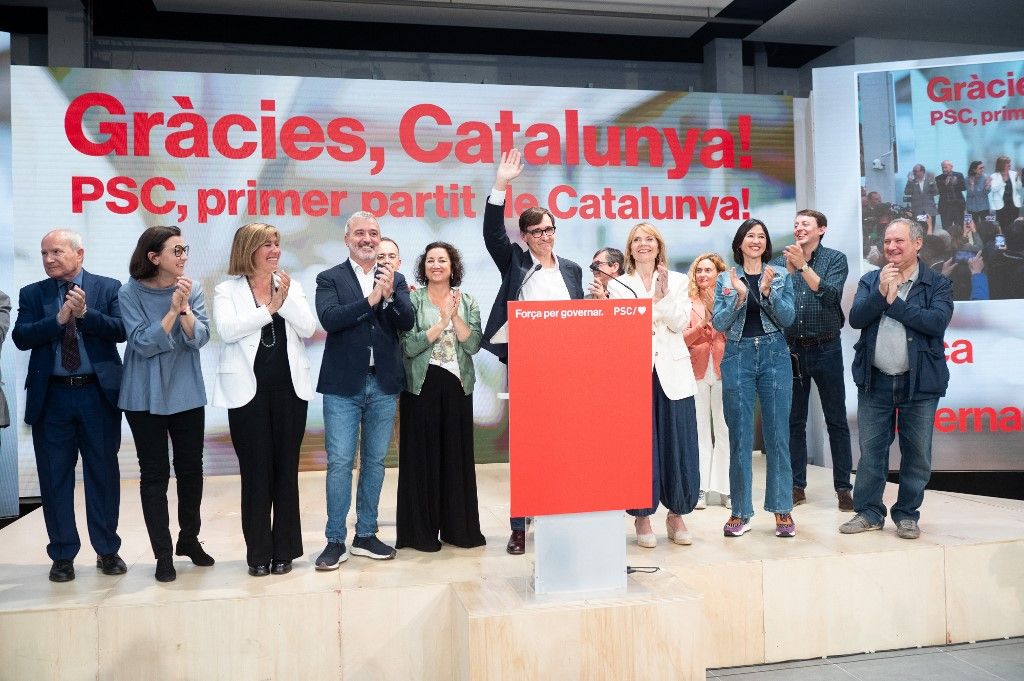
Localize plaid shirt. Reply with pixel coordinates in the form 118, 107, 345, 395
770, 244, 848, 339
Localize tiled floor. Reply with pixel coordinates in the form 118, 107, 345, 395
709, 638, 1024, 680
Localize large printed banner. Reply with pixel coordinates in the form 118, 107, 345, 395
814, 51, 1024, 472
11, 66, 796, 494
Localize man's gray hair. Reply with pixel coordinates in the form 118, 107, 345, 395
888, 217, 924, 241
46, 229, 84, 250
345, 211, 380, 233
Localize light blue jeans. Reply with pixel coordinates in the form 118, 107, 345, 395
323, 375, 398, 544
853, 368, 939, 526
721, 332, 794, 520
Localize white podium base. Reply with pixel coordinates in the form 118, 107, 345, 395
533, 510, 626, 594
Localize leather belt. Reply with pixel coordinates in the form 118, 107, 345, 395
49, 374, 98, 387
788, 332, 840, 348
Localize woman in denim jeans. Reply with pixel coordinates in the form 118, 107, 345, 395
712, 219, 797, 538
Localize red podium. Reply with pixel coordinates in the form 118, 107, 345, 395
506, 298, 652, 592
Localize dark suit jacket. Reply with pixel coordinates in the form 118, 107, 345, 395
481, 201, 584, 362
12, 270, 126, 426
0, 290, 10, 428
315, 260, 414, 396
849, 258, 953, 400
936, 171, 967, 210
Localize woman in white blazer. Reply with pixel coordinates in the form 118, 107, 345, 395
612, 222, 700, 548
213, 223, 317, 577
988, 155, 1022, 233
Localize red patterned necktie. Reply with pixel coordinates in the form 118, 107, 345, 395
61, 284, 81, 372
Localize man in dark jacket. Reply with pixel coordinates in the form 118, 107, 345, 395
13, 230, 127, 582
482, 148, 584, 554
313, 213, 414, 568
840, 219, 953, 540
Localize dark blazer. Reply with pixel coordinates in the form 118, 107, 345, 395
849, 258, 953, 400
936, 171, 966, 210
481, 201, 584, 362
315, 260, 414, 396
12, 270, 126, 426
0, 290, 10, 428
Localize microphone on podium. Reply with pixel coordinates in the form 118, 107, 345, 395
514, 263, 543, 300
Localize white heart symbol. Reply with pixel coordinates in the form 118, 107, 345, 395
638, 306, 647, 315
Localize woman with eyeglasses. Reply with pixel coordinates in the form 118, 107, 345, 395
396, 241, 486, 552
612, 222, 700, 548
684, 252, 731, 510
712, 219, 796, 539
212, 223, 317, 577
119, 226, 213, 582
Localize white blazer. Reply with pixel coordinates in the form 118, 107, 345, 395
613, 269, 697, 401
988, 171, 1022, 210
212, 275, 318, 409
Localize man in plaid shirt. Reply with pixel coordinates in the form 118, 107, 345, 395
771, 210, 854, 511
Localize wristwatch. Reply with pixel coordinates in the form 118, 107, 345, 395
796, 265, 808, 273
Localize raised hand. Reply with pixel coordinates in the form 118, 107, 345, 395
587, 279, 607, 299
494, 148, 525, 191
782, 244, 806, 273
729, 267, 748, 303
759, 265, 777, 297
269, 270, 291, 313
653, 264, 670, 302
171, 277, 192, 314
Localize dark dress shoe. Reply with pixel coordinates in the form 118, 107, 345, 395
49, 559, 75, 582
271, 560, 293, 575
175, 541, 215, 567
248, 563, 271, 577
837, 489, 855, 512
96, 553, 127, 575
506, 530, 526, 555
155, 557, 177, 583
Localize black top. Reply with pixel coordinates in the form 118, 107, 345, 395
254, 313, 291, 391
741, 272, 767, 337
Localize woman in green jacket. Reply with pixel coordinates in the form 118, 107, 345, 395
396, 242, 486, 552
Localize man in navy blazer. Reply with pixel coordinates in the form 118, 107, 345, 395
313, 212, 413, 568
12, 229, 127, 582
840, 219, 953, 541
482, 148, 584, 554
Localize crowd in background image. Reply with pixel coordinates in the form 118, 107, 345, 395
862, 155, 1024, 300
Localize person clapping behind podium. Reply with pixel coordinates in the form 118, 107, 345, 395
586, 247, 629, 299
213, 223, 318, 577
119, 226, 213, 582
396, 242, 486, 553
612, 223, 699, 548
712, 219, 796, 539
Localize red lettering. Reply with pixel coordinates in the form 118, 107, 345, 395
64, 92, 127, 156
399, 103, 452, 163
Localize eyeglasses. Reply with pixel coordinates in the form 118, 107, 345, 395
525, 226, 556, 238
376, 253, 400, 261
591, 261, 613, 268
170, 245, 189, 257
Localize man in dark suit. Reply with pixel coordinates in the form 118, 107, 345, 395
313, 212, 414, 569
936, 160, 966, 234
12, 230, 127, 582
483, 148, 584, 554
0, 290, 10, 433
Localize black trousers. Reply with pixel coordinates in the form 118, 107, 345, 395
125, 407, 205, 559
228, 387, 307, 566
396, 365, 485, 552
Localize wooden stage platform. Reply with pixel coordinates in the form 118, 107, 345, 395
1, 459, 1022, 680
